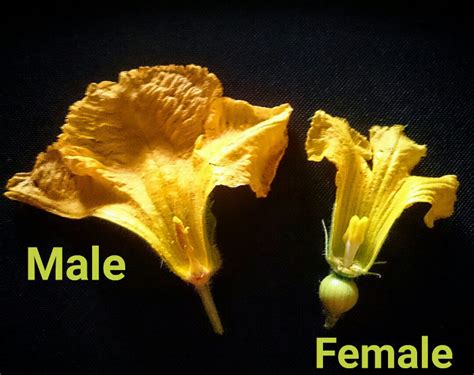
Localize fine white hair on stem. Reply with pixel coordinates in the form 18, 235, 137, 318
322, 219, 329, 257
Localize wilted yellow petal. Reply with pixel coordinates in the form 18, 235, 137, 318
5, 65, 293, 333
307, 110, 458, 277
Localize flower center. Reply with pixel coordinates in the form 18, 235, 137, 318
173, 216, 210, 285
342, 215, 369, 268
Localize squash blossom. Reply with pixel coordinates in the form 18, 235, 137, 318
5, 65, 293, 334
306, 110, 459, 328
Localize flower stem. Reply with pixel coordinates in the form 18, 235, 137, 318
324, 313, 339, 329
196, 283, 223, 335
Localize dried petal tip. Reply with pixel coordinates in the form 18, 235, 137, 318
319, 273, 358, 329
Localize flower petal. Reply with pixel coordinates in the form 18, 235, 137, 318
5, 148, 124, 218
357, 126, 458, 270
199, 97, 292, 197
402, 175, 459, 228
306, 110, 372, 262
357, 174, 459, 270
61, 65, 222, 161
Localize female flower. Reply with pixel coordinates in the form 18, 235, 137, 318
306, 110, 459, 328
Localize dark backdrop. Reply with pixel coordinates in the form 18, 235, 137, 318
0, 2, 472, 374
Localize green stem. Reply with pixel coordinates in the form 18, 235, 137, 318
324, 313, 340, 329
196, 283, 223, 335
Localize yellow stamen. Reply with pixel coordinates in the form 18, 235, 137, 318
342, 215, 369, 267
173, 215, 223, 334
173, 216, 210, 285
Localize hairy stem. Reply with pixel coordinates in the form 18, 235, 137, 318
196, 283, 223, 335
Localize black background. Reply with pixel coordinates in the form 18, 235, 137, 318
0, 2, 472, 374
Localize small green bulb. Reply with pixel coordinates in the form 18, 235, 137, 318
319, 273, 358, 329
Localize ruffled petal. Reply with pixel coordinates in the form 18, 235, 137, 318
306, 110, 372, 262
357, 126, 458, 270
198, 97, 292, 197
5, 65, 292, 285
358, 174, 459, 270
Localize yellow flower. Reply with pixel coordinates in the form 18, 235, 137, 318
5, 65, 293, 334
306, 110, 459, 328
